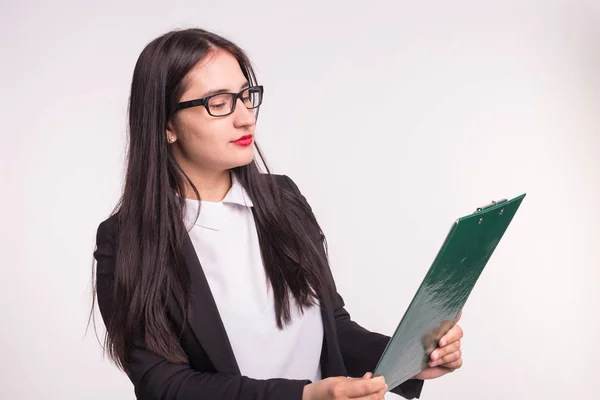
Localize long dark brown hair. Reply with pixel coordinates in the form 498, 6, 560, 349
93, 28, 335, 372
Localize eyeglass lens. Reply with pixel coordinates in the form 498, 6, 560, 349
206, 87, 262, 116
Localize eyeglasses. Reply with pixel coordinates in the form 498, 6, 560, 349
174, 85, 264, 117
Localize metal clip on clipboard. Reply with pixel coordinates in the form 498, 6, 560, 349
476, 198, 508, 212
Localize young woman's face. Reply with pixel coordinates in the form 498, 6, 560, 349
168, 50, 257, 176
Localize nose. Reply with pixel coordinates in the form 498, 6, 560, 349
232, 98, 256, 128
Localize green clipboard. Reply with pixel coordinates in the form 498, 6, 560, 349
373, 193, 526, 389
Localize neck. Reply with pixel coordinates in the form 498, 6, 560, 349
182, 168, 232, 202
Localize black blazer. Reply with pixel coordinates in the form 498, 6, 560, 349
94, 174, 424, 400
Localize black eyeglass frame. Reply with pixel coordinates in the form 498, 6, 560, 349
174, 85, 264, 116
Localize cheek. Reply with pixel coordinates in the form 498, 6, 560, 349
180, 114, 224, 144
185, 125, 227, 158
180, 119, 251, 167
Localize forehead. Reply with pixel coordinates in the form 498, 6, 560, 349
183, 50, 248, 96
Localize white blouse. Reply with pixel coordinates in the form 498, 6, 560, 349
183, 175, 323, 382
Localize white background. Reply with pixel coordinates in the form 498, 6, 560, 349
1, 1, 599, 399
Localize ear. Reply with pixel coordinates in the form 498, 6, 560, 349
166, 121, 177, 144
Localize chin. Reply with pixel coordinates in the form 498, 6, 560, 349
232, 154, 255, 168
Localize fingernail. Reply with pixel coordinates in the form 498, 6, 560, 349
431, 352, 438, 360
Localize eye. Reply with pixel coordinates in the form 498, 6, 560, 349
208, 93, 232, 111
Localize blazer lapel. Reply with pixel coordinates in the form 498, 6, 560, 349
182, 233, 241, 375
295, 206, 347, 378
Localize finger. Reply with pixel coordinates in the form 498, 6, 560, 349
413, 366, 451, 380
443, 358, 463, 371
367, 387, 388, 400
431, 348, 462, 367
345, 376, 387, 398
352, 386, 388, 399
363, 372, 373, 379
430, 341, 460, 362
439, 324, 463, 347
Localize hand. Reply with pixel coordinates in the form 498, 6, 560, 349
303, 372, 388, 400
413, 311, 464, 380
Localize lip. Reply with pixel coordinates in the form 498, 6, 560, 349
232, 134, 253, 146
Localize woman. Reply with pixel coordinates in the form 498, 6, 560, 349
93, 28, 464, 400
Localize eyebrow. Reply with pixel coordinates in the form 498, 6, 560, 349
200, 82, 250, 98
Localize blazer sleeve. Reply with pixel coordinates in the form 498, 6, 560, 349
281, 175, 424, 400
93, 218, 310, 400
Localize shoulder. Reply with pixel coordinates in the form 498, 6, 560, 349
266, 173, 312, 208
96, 212, 120, 243
94, 213, 120, 269
264, 174, 318, 223
267, 173, 300, 193
94, 174, 306, 237
93, 213, 120, 277
263, 173, 306, 201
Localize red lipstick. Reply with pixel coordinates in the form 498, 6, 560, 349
232, 134, 253, 146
